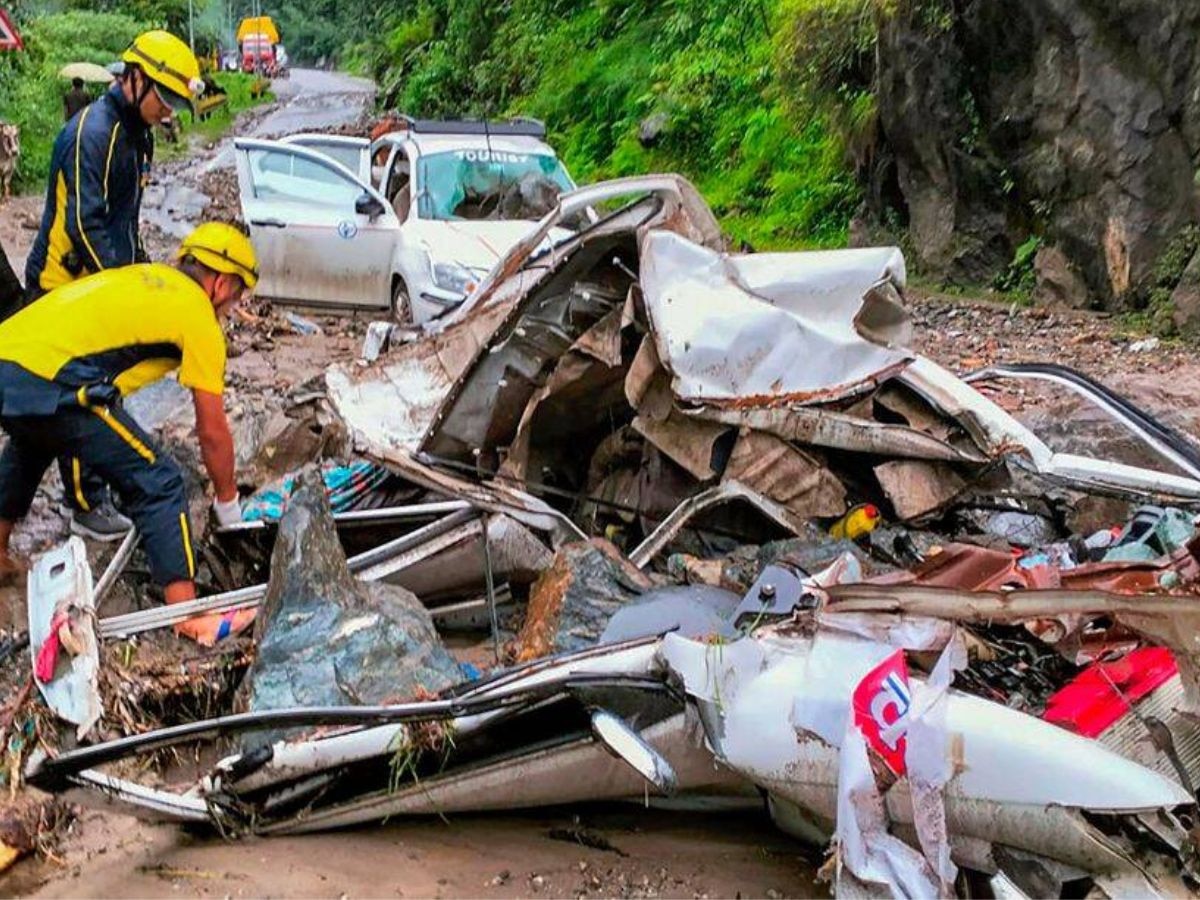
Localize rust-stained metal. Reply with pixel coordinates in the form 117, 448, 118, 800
629, 481, 810, 569
822, 582, 1200, 711
870, 537, 1200, 594
722, 430, 846, 518
631, 413, 728, 481
873, 460, 967, 520
688, 404, 988, 463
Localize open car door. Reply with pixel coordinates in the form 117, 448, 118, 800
279, 133, 372, 182
233, 138, 397, 309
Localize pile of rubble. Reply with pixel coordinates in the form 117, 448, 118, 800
8, 175, 1200, 897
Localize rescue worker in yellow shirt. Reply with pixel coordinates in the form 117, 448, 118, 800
22, 30, 203, 543
0, 223, 257, 645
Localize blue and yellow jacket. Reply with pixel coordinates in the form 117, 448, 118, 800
25, 83, 153, 294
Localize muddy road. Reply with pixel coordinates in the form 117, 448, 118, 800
4, 66, 1200, 900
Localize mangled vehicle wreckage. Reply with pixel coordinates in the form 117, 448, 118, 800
22, 175, 1200, 897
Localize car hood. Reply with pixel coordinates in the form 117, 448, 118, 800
408, 219, 571, 271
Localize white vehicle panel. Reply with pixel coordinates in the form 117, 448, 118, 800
234, 138, 396, 309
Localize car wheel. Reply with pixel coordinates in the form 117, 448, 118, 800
391, 278, 413, 325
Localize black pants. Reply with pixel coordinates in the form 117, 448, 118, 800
0, 402, 197, 585
0, 238, 22, 322
12, 281, 107, 513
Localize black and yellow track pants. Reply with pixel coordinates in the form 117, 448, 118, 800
0, 400, 197, 586
13, 284, 108, 514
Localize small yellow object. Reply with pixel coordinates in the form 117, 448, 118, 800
829, 503, 881, 540
0, 842, 20, 873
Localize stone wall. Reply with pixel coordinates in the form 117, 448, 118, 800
870, 0, 1200, 309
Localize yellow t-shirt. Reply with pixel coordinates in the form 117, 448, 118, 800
0, 263, 226, 396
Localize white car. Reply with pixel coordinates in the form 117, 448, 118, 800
232, 119, 576, 323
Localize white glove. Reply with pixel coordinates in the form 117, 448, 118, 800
213, 496, 243, 528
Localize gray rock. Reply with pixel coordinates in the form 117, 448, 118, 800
872, 0, 1200, 304
1034, 245, 1092, 309
1171, 249, 1200, 334
638, 112, 669, 148
242, 468, 460, 744
513, 538, 652, 662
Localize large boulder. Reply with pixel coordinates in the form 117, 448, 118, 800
512, 539, 652, 662
872, 0, 1200, 305
242, 468, 460, 743
1171, 249, 1200, 335
1034, 245, 1092, 309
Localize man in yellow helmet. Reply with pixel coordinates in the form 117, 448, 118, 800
0, 223, 258, 645
21, 30, 203, 540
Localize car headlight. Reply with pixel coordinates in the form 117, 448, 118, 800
432, 261, 483, 294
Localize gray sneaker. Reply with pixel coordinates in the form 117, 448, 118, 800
70, 503, 133, 542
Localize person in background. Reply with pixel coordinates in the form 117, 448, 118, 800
63, 76, 90, 122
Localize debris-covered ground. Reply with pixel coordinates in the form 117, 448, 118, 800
7, 68, 1200, 900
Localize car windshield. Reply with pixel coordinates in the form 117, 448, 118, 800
416, 149, 573, 222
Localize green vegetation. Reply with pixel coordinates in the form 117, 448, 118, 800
1139, 224, 1200, 336
157, 71, 274, 162
0, 10, 270, 190
0, 10, 144, 190
331, 0, 884, 249
993, 235, 1042, 299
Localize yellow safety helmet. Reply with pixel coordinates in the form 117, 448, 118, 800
121, 30, 203, 111
177, 223, 259, 288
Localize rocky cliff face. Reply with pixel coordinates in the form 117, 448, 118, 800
870, 0, 1200, 309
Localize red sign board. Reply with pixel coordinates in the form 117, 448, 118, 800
851, 649, 913, 776
0, 9, 23, 51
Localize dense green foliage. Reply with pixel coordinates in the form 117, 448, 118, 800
59, 0, 195, 36
329, 0, 882, 249
0, 10, 271, 190
0, 10, 144, 189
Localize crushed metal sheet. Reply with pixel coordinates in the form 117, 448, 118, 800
900, 356, 1200, 501
874, 460, 967, 520
689, 404, 988, 464
723, 430, 846, 519
660, 627, 1192, 876
632, 412, 727, 481
640, 231, 911, 407
501, 308, 633, 483
823, 582, 1200, 712
326, 300, 512, 454
629, 481, 810, 569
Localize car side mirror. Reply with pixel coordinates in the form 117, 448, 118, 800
590, 709, 677, 795
355, 192, 385, 220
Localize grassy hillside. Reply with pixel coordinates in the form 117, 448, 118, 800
0, 10, 270, 191
0, 11, 145, 190
347, 0, 876, 250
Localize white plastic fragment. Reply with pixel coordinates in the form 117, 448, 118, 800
27, 536, 101, 739
834, 722, 939, 898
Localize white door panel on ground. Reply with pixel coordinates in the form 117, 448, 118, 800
234, 138, 398, 308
